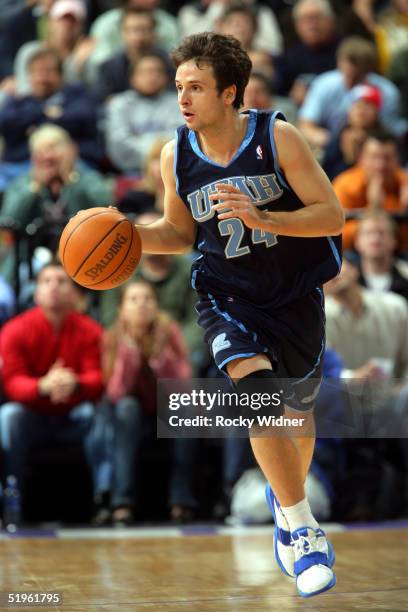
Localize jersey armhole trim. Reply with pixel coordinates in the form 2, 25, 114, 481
268, 111, 290, 190
173, 128, 180, 196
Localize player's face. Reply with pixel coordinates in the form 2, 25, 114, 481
175, 60, 232, 130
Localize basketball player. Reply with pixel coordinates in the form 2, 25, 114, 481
135, 32, 344, 598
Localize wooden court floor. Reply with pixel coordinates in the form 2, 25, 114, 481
0, 526, 407, 611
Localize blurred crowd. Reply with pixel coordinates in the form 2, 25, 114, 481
0, 0, 407, 527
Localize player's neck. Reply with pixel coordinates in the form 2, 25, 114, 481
197, 112, 248, 166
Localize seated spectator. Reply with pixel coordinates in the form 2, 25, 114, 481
0, 261, 105, 525
322, 84, 383, 179
243, 72, 297, 126
89, 0, 178, 75
105, 52, 180, 173
375, 0, 408, 73
94, 7, 173, 102
216, 3, 258, 52
99, 212, 206, 376
354, 211, 408, 301
0, 124, 113, 283
12, 0, 94, 95
102, 279, 198, 524
116, 139, 166, 215
274, 0, 339, 107
333, 130, 408, 249
299, 36, 403, 149
178, 0, 283, 55
0, 48, 101, 190
324, 256, 408, 441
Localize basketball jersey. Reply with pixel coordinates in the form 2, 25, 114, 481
174, 109, 342, 309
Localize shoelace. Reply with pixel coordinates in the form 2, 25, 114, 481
292, 532, 320, 558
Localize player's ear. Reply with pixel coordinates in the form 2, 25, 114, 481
223, 84, 237, 106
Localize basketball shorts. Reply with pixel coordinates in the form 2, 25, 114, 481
195, 287, 325, 412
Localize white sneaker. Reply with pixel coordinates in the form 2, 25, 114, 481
265, 484, 295, 577
291, 526, 336, 597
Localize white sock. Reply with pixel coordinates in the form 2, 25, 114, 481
281, 497, 319, 533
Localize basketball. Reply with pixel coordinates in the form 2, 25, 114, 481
59, 207, 142, 290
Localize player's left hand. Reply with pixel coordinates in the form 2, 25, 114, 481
210, 183, 269, 230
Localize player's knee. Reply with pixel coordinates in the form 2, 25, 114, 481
235, 369, 284, 419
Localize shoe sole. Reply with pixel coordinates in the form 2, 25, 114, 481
265, 484, 336, 578
297, 573, 337, 598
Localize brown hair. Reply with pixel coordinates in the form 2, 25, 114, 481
121, 6, 156, 29
103, 279, 171, 382
171, 32, 252, 110
28, 47, 63, 74
336, 37, 378, 73
357, 210, 397, 236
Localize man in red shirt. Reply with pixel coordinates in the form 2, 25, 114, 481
0, 261, 105, 521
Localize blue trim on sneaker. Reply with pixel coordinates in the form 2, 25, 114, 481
265, 484, 293, 577
295, 551, 329, 574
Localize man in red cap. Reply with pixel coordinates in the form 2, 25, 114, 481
348, 84, 383, 130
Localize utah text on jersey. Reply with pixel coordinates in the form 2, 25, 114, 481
187, 174, 283, 223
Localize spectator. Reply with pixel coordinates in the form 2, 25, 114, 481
102, 279, 198, 524
0, 261, 105, 523
95, 7, 173, 102
89, 0, 178, 73
299, 36, 403, 149
375, 0, 408, 73
12, 0, 94, 94
216, 3, 258, 52
322, 84, 383, 179
105, 51, 180, 173
116, 139, 166, 215
0, 124, 113, 284
274, 0, 338, 107
178, 0, 283, 55
99, 212, 205, 376
2, 123, 113, 232
333, 130, 408, 249
0, 48, 101, 190
324, 256, 408, 438
354, 210, 408, 301
243, 72, 297, 126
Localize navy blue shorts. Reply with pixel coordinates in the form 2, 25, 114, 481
195, 288, 325, 411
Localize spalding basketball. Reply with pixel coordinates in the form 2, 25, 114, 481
59, 207, 142, 290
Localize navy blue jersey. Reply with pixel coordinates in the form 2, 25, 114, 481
174, 109, 342, 309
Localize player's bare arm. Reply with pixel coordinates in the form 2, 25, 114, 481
211, 120, 345, 238
135, 140, 197, 254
